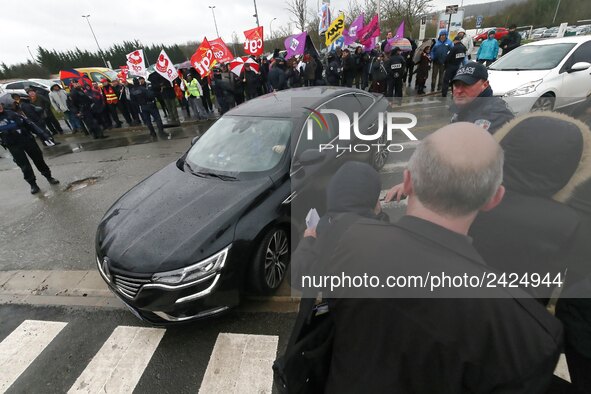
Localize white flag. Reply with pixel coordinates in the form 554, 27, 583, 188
126, 49, 147, 76
154, 49, 178, 83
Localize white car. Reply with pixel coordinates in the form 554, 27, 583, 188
487, 36, 591, 114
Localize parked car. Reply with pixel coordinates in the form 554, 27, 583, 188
488, 36, 591, 114
28, 78, 64, 90
474, 27, 509, 43
542, 27, 559, 38
95, 87, 392, 324
531, 27, 548, 39
0, 80, 49, 97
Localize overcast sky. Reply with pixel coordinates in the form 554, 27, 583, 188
1, 0, 494, 66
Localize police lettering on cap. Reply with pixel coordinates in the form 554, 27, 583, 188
452, 61, 488, 85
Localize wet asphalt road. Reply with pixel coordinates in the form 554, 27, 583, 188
0, 99, 449, 272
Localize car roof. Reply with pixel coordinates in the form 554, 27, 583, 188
525, 35, 591, 46
224, 87, 368, 118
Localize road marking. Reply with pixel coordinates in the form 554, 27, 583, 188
554, 353, 571, 382
68, 326, 165, 394
0, 320, 67, 392
199, 333, 278, 394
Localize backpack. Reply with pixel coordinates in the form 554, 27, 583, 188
273, 212, 363, 394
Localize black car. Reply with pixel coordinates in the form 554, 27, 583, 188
95, 87, 391, 324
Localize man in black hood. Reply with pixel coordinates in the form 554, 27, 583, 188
450, 61, 514, 133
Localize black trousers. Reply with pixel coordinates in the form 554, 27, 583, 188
140, 103, 164, 136
117, 101, 133, 125
106, 104, 122, 126
45, 111, 63, 134
441, 66, 459, 97
386, 78, 403, 98
8, 138, 51, 183
406, 63, 415, 86
201, 89, 213, 112
81, 110, 104, 139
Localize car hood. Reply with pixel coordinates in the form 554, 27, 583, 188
487, 69, 552, 96
97, 162, 273, 273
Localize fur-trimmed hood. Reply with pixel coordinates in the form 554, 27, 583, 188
493, 111, 591, 211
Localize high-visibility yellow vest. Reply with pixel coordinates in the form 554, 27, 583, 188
186, 79, 201, 98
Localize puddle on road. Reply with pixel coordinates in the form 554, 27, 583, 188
65, 177, 100, 192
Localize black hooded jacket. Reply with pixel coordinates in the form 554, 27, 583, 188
0, 109, 52, 147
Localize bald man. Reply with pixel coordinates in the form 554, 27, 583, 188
323, 123, 562, 393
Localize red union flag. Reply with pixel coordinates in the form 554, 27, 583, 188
191, 38, 217, 77
126, 49, 146, 76
118, 66, 129, 81
209, 38, 234, 64
155, 49, 178, 83
243, 26, 264, 56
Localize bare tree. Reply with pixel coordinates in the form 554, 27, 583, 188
382, 0, 434, 36
286, 0, 309, 33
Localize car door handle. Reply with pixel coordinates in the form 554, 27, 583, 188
282, 191, 297, 205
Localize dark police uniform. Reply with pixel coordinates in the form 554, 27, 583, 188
69, 86, 107, 139
385, 49, 405, 98
326, 55, 341, 87
441, 40, 467, 97
130, 80, 165, 138
450, 62, 514, 133
0, 107, 58, 193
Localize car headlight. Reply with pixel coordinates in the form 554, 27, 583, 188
151, 246, 230, 285
503, 80, 543, 97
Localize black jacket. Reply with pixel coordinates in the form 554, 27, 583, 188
18, 100, 45, 124
370, 59, 388, 82
385, 53, 405, 79
69, 87, 93, 113
326, 58, 341, 86
130, 84, 157, 108
268, 66, 287, 91
324, 215, 563, 394
0, 109, 51, 147
450, 86, 514, 133
501, 31, 522, 54
445, 42, 467, 68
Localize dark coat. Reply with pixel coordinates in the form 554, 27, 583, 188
501, 31, 522, 55
268, 65, 287, 91
450, 86, 515, 133
445, 42, 467, 68
0, 109, 51, 147
324, 215, 563, 394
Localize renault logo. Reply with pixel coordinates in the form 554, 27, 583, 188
102, 257, 111, 282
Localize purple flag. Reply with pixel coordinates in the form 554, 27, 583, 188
385, 21, 406, 51
343, 13, 364, 46
358, 15, 380, 51
284, 32, 307, 59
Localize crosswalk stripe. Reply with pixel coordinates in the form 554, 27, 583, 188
0, 320, 67, 392
199, 333, 278, 394
68, 326, 165, 394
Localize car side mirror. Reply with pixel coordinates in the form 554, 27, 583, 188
569, 62, 591, 73
191, 135, 201, 146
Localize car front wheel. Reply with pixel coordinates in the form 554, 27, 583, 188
250, 228, 290, 295
532, 94, 555, 112
369, 133, 389, 170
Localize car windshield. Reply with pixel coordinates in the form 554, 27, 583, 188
103, 70, 119, 81
186, 116, 292, 177
489, 43, 576, 70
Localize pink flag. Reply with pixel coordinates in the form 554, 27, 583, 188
358, 15, 380, 51
386, 22, 406, 52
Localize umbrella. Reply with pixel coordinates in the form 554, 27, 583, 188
385, 38, 413, 53
0, 92, 16, 107
413, 39, 432, 64
229, 56, 260, 76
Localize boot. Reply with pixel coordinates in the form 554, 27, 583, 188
27, 180, 40, 194
46, 176, 60, 185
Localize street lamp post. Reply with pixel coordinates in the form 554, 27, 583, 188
209, 6, 220, 38
552, 0, 562, 24
82, 15, 108, 68
269, 17, 277, 39
253, 0, 260, 27
26, 46, 36, 63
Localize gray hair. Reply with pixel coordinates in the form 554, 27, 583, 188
407, 138, 504, 216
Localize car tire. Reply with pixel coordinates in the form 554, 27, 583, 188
249, 227, 290, 295
369, 133, 389, 170
532, 94, 555, 112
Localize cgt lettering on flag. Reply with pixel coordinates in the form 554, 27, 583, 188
325, 14, 345, 46
191, 38, 217, 78
243, 26, 264, 56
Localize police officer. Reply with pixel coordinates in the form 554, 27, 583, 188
386, 47, 405, 98
441, 36, 467, 98
0, 103, 59, 194
325, 52, 341, 86
450, 61, 514, 133
130, 77, 167, 140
